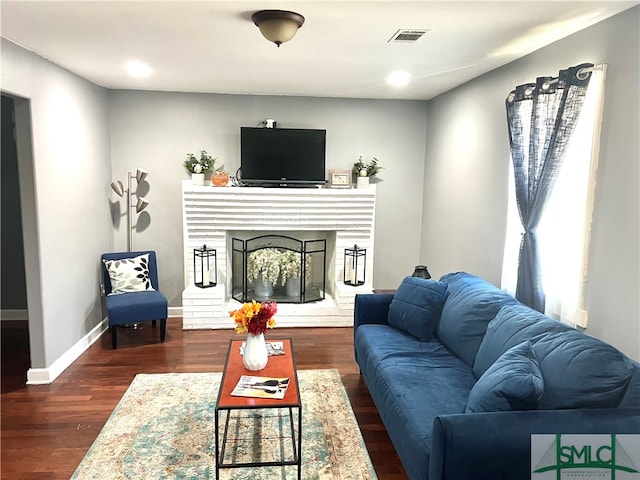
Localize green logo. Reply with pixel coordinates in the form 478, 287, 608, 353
532, 434, 639, 479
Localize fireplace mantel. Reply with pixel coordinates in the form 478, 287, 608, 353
181, 181, 376, 328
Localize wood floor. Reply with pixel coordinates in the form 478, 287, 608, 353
1, 319, 408, 480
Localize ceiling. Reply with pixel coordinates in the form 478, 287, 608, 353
1, 1, 637, 100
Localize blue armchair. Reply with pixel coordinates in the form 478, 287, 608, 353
101, 250, 168, 349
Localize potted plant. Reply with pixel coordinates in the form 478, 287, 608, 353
279, 250, 312, 297
247, 248, 284, 299
352, 156, 382, 188
247, 248, 313, 299
184, 150, 217, 186
229, 300, 277, 371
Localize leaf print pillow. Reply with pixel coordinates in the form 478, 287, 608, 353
103, 254, 155, 295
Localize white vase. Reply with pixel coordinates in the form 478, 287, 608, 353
191, 173, 205, 186
254, 275, 274, 299
356, 176, 369, 189
243, 333, 268, 371
285, 277, 301, 297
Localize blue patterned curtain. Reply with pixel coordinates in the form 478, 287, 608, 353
505, 63, 593, 311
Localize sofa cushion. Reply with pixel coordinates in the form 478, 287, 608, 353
104, 290, 168, 325
387, 276, 448, 341
473, 304, 572, 378
531, 330, 635, 409
437, 272, 518, 366
465, 341, 544, 413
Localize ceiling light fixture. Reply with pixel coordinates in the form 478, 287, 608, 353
252, 10, 305, 47
387, 71, 411, 88
125, 60, 152, 78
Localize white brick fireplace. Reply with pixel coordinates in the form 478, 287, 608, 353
181, 181, 376, 329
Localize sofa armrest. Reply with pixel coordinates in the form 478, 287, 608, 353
354, 293, 394, 330
430, 409, 640, 480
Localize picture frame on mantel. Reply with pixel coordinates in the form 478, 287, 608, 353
329, 170, 352, 188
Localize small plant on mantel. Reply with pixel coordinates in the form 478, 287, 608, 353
183, 150, 217, 174
353, 156, 382, 177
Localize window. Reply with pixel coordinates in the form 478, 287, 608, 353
501, 67, 606, 328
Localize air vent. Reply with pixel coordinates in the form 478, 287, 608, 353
388, 29, 429, 43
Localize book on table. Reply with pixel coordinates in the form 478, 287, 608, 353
239, 341, 285, 356
230, 375, 290, 399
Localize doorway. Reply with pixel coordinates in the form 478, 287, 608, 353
1, 94, 31, 391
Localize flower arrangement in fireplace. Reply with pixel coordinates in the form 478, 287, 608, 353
280, 250, 312, 284
230, 300, 277, 335
247, 248, 311, 286
248, 248, 284, 286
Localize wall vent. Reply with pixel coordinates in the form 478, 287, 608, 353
388, 29, 429, 43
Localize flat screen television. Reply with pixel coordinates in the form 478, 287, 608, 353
240, 127, 326, 187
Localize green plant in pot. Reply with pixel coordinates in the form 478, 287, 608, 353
353, 156, 382, 188
184, 150, 217, 185
352, 156, 382, 177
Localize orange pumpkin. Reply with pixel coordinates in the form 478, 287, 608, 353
211, 170, 229, 187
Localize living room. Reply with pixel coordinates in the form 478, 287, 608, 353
2, 1, 637, 380
1, 2, 638, 478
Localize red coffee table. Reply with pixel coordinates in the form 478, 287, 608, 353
214, 338, 301, 480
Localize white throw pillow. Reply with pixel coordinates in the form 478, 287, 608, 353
104, 254, 155, 295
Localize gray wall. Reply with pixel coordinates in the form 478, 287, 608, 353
421, 7, 639, 359
1, 38, 113, 368
108, 91, 429, 304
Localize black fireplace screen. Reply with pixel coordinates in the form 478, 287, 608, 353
232, 235, 326, 304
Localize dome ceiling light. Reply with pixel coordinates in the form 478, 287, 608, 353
252, 10, 305, 47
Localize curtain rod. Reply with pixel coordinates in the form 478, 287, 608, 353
512, 64, 605, 99
579, 63, 605, 74
543, 63, 605, 87
577, 63, 605, 79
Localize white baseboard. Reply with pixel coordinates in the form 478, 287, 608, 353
4, 309, 180, 322
27, 319, 108, 385
26, 309, 180, 385
1, 309, 28, 321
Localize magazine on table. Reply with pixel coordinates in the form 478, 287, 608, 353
230, 375, 290, 399
239, 341, 285, 356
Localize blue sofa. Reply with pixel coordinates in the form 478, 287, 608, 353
354, 272, 640, 480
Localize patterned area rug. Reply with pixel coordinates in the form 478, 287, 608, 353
71, 369, 377, 479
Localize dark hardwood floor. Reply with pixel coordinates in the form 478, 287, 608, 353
1, 319, 408, 480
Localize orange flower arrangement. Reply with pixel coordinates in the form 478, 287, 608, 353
230, 300, 277, 335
